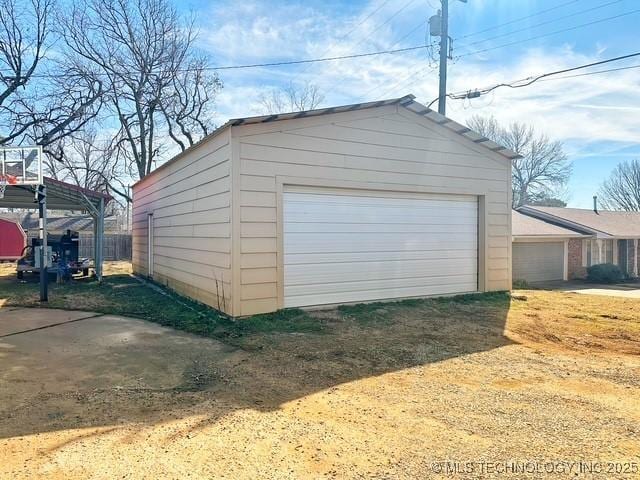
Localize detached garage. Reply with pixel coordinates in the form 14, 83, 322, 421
132, 95, 517, 317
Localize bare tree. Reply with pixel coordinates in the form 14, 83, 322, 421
599, 159, 640, 211
467, 115, 572, 208
0, 0, 48, 111
60, 0, 221, 180
160, 56, 221, 152
527, 194, 567, 208
257, 81, 324, 114
45, 130, 130, 202
0, 0, 103, 149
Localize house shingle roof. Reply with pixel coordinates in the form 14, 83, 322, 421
512, 210, 588, 238
520, 206, 640, 238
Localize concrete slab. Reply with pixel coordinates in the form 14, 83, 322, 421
0, 308, 99, 337
0, 308, 237, 395
534, 281, 640, 299
564, 286, 640, 299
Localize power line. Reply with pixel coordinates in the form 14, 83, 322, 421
429, 50, 640, 107
378, 63, 434, 98
0, 44, 431, 80
389, 19, 428, 48
338, 0, 397, 42
456, 0, 623, 51
358, 20, 435, 100
351, 0, 419, 50
320, 0, 424, 99
456, 8, 640, 58
538, 62, 640, 81
294, 0, 396, 77
454, 0, 581, 41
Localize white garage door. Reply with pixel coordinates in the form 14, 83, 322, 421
512, 242, 564, 283
283, 187, 478, 308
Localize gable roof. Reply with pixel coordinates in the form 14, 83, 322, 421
227, 94, 521, 160
135, 94, 519, 187
512, 210, 589, 238
519, 205, 640, 238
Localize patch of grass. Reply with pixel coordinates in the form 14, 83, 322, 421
338, 291, 511, 326
0, 263, 320, 346
233, 308, 323, 335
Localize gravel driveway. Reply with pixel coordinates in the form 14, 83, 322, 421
1, 292, 639, 479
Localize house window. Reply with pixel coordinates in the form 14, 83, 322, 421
605, 239, 614, 263
584, 239, 614, 266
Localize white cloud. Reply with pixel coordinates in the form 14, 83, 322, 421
198, 0, 640, 165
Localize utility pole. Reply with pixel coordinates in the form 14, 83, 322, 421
430, 0, 466, 115
438, 0, 449, 116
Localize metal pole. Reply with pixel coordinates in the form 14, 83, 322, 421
438, 0, 449, 116
38, 185, 48, 302
96, 197, 104, 282
126, 185, 131, 232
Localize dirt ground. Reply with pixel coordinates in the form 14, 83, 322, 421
0, 273, 639, 478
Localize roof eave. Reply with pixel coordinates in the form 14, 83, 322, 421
513, 234, 591, 240
134, 93, 519, 187
517, 206, 611, 237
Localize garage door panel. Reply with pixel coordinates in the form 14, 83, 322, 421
287, 281, 479, 308
284, 222, 478, 234
512, 242, 564, 283
284, 188, 478, 307
284, 249, 479, 265
284, 233, 477, 254
284, 191, 477, 207
286, 276, 477, 298
284, 208, 478, 225
285, 258, 477, 285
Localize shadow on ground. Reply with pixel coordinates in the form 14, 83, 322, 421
0, 285, 512, 442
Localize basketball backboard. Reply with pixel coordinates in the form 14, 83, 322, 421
0, 146, 43, 185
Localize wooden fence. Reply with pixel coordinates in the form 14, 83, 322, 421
27, 232, 132, 261
80, 234, 132, 261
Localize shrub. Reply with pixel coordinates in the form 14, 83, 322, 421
587, 263, 623, 284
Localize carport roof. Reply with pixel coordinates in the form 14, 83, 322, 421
512, 210, 590, 238
0, 177, 111, 211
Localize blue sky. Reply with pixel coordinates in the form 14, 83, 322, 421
183, 0, 640, 208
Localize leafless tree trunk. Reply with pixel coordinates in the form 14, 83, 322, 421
599, 159, 640, 211
257, 81, 325, 114
60, 0, 221, 180
467, 115, 572, 208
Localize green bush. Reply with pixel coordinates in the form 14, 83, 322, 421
587, 263, 624, 284
512, 279, 530, 289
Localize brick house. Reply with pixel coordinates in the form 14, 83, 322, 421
515, 205, 640, 282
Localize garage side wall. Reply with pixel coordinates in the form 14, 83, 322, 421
232, 105, 512, 316
132, 130, 233, 315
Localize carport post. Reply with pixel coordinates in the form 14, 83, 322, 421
38, 185, 48, 302
95, 197, 104, 281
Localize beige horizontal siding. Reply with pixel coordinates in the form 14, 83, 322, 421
234, 105, 512, 315
132, 130, 233, 315
132, 103, 512, 317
